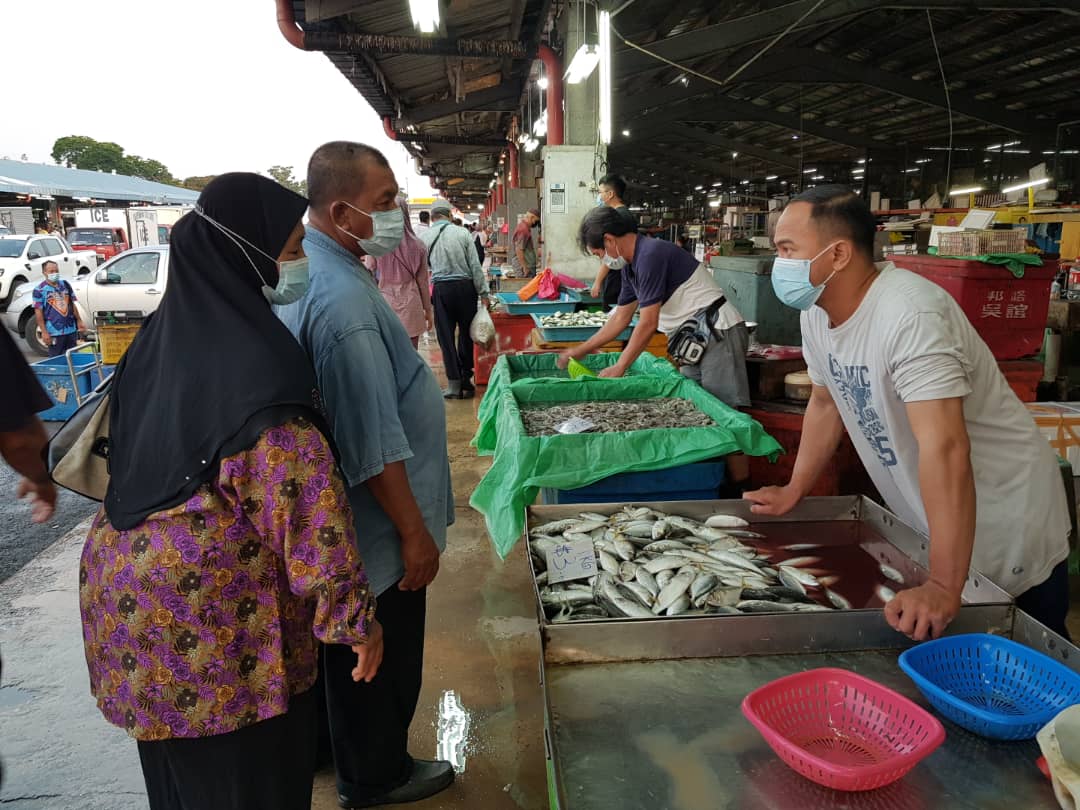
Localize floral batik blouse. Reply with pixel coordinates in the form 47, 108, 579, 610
79, 417, 375, 741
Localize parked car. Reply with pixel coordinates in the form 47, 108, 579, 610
66, 226, 130, 265
0, 234, 96, 310
2, 245, 168, 355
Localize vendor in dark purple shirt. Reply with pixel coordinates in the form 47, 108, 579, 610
557, 206, 753, 489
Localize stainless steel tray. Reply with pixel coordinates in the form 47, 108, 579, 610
525, 497, 1013, 665
541, 607, 1077, 809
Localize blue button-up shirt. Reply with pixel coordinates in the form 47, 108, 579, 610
276, 227, 454, 596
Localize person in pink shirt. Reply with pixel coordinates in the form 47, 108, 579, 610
369, 199, 433, 348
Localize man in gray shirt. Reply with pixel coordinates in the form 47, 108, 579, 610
419, 199, 490, 399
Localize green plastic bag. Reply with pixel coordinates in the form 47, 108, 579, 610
469, 376, 783, 557
474, 352, 683, 455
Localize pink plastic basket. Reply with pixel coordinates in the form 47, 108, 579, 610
741, 668, 946, 792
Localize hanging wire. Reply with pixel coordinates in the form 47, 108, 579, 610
927, 10, 953, 194
609, 0, 825, 90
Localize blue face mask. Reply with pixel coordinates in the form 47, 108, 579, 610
771, 242, 839, 310
194, 206, 310, 305
337, 202, 404, 258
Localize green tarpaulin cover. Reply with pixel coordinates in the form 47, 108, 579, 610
469, 373, 783, 557
474, 352, 683, 455
927, 247, 1043, 278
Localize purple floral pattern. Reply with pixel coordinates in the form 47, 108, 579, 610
79, 417, 375, 741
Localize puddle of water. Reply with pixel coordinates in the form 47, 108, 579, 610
436, 689, 472, 774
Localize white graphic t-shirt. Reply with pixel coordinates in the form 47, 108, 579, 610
802, 263, 1069, 596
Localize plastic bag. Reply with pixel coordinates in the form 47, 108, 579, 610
537, 268, 559, 300
470, 304, 496, 348
517, 274, 542, 301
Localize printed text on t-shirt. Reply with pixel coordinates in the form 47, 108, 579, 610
828, 355, 898, 467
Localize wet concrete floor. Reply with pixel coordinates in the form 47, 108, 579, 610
0, 334, 548, 809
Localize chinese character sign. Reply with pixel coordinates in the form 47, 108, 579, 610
546, 537, 597, 583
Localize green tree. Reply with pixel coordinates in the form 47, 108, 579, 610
182, 175, 217, 191
123, 155, 177, 185
51, 135, 179, 185
267, 165, 307, 196
52, 135, 126, 173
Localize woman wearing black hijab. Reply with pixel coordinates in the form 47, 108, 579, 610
78, 173, 383, 810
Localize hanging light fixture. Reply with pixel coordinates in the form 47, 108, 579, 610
409, 0, 439, 33
565, 45, 599, 84
564, 1, 599, 84
598, 9, 612, 144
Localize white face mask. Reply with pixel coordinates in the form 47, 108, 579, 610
601, 240, 626, 270
45, 272, 60, 283
194, 206, 310, 305
336, 202, 404, 257
771, 242, 839, 311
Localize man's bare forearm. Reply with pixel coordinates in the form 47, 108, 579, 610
365, 460, 427, 541
920, 438, 976, 595
788, 388, 845, 497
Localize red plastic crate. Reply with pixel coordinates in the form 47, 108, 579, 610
473, 312, 535, 385
747, 406, 876, 498
891, 256, 1057, 360
998, 359, 1043, 403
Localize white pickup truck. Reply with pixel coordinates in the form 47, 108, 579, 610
0, 234, 97, 309
2, 245, 168, 355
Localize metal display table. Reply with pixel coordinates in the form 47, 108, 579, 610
523, 498, 1075, 809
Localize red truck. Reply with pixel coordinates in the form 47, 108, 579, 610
65, 226, 130, 265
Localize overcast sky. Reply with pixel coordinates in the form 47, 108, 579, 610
3, 0, 434, 197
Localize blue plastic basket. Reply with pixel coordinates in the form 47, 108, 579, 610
495, 291, 578, 315
898, 633, 1080, 740
529, 313, 636, 343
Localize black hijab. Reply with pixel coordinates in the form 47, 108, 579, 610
104, 173, 321, 530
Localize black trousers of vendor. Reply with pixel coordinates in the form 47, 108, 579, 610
1017, 559, 1071, 640
601, 269, 622, 308
321, 584, 427, 804
433, 279, 477, 383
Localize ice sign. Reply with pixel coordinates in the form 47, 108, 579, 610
545, 536, 597, 584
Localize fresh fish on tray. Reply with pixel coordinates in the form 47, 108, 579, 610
529, 505, 892, 622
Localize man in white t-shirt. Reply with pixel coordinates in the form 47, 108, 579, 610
745, 185, 1071, 640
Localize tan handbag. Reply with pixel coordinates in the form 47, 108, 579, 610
47, 378, 111, 501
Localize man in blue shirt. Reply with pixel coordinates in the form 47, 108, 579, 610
33, 260, 85, 356
276, 141, 455, 808
557, 206, 752, 490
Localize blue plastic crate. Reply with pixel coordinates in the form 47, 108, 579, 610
529, 313, 636, 343
32, 353, 106, 421
495, 291, 578, 315
540, 460, 726, 505
898, 633, 1080, 740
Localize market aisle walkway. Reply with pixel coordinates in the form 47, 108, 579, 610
0, 334, 547, 809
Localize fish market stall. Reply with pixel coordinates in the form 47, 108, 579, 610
524, 497, 1076, 809
470, 375, 782, 556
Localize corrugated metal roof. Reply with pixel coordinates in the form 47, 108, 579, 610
0, 160, 199, 204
